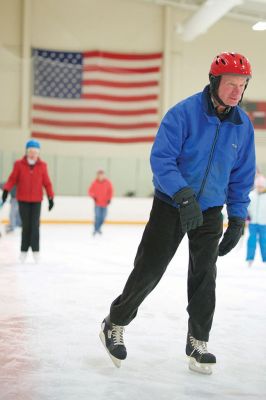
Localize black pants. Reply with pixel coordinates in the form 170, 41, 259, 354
110, 197, 223, 341
18, 202, 42, 252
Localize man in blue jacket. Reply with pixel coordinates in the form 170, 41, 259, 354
100, 52, 256, 374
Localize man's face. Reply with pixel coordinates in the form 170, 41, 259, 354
218, 75, 248, 107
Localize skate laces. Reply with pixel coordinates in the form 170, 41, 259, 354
111, 324, 125, 346
190, 335, 208, 355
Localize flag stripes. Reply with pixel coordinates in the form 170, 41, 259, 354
31, 48, 162, 143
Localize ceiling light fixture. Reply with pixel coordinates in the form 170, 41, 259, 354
252, 21, 266, 31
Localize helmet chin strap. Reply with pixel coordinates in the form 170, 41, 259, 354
209, 75, 230, 109
212, 91, 230, 109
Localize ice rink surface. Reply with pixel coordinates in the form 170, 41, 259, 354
0, 224, 266, 400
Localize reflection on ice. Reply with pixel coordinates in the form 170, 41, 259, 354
0, 225, 266, 399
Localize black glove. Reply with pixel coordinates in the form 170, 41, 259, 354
218, 217, 245, 256
173, 187, 203, 233
2, 189, 8, 204
48, 198, 54, 211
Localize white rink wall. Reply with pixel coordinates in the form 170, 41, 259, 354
1, 197, 153, 224
1, 196, 229, 225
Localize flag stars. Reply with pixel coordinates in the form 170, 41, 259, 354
33, 49, 82, 98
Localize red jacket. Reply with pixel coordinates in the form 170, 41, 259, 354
4, 156, 54, 202
88, 179, 113, 207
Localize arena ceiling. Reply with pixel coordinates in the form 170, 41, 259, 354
133, 0, 266, 40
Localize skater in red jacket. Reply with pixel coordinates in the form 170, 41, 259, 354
2, 140, 54, 262
88, 170, 113, 235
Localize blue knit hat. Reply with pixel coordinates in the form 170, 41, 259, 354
26, 139, 41, 150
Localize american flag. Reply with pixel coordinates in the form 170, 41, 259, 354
31, 48, 163, 143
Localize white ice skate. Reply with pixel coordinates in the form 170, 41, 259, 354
247, 260, 253, 267
19, 251, 27, 263
33, 251, 40, 263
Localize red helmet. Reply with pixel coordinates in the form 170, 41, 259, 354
210, 52, 252, 78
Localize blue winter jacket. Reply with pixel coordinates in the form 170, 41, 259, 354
150, 85, 256, 219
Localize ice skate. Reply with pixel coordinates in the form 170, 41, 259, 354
19, 251, 27, 263
99, 316, 127, 368
33, 251, 40, 263
247, 260, 253, 267
5, 226, 14, 234
186, 333, 216, 375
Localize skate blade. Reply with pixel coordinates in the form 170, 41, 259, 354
99, 331, 121, 368
188, 357, 214, 375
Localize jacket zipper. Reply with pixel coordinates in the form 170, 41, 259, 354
196, 124, 220, 201
30, 165, 34, 201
